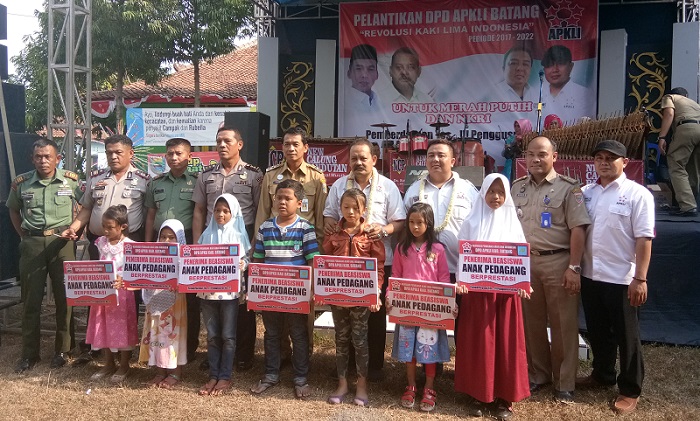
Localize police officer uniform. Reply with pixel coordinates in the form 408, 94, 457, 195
145, 169, 199, 359
192, 159, 263, 370
255, 160, 328, 245
145, 170, 197, 242
6, 169, 82, 366
512, 169, 591, 394
81, 164, 150, 258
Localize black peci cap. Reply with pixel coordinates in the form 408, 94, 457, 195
592, 140, 627, 158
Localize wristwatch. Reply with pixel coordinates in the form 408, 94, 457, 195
568, 265, 582, 274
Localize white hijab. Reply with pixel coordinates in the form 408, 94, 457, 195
142, 219, 187, 314
458, 173, 526, 243
198, 193, 251, 253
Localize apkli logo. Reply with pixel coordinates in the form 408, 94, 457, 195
546, 0, 583, 40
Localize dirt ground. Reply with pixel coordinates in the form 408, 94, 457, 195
0, 306, 699, 421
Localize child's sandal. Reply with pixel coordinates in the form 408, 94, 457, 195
420, 388, 437, 412
401, 385, 417, 408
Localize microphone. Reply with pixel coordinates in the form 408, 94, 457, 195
539, 69, 544, 82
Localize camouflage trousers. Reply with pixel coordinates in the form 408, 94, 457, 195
331, 305, 370, 378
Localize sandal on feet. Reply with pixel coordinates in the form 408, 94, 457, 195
250, 379, 279, 395
420, 388, 437, 412
327, 393, 347, 405
353, 396, 369, 407
199, 379, 217, 396
401, 385, 417, 408
158, 374, 181, 390
144, 374, 167, 387
211, 379, 232, 396
294, 383, 312, 400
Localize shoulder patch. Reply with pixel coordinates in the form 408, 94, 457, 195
266, 162, 283, 172
202, 164, 217, 173
63, 170, 79, 181
152, 173, 167, 181
513, 175, 528, 183
10, 172, 30, 191
560, 175, 580, 185
244, 163, 262, 173
91, 168, 108, 177
135, 170, 150, 180
306, 163, 324, 174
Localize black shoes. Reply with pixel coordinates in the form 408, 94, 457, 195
487, 398, 513, 420
554, 390, 575, 403
671, 208, 698, 217
14, 357, 40, 374
529, 381, 550, 393
50, 352, 68, 369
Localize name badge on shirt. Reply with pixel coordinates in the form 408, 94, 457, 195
301, 198, 309, 213
541, 212, 552, 228
57, 190, 73, 196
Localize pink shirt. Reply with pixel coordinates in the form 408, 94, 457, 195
392, 242, 450, 284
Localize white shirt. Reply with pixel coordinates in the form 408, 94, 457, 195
342, 87, 383, 137
542, 80, 596, 124
388, 86, 434, 104
494, 80, 538, 103
581, 173, 655, 285
403, 173, 479, 273
323, 172, 406, 265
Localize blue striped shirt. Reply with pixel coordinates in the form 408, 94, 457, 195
253, 216, 319, 265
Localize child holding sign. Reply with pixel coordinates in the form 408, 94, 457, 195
455, 173, 530, 420
197, 194, 250, 396
86, 205, 138, 383
139, 219, 188, 389
251, 179, 320, 400
387, 202, 451, 412
323, 189, 385, 407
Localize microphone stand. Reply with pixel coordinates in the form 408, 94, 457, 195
537, 69, 544, 134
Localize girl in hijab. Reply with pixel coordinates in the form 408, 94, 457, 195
502, 119, 532, 180
139, 219, 188, 389
454, 173, 531, 420
197, 194, 251, 396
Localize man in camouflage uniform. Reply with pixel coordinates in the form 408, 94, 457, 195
144, 137, 200, 361
6, 138, 82, 373
512, 136, 591, 403
192, 125, 263, 371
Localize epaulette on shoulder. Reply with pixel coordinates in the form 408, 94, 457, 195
135, 170, 150, 180
10, 171, 31, 190
152, 173, 167, 181
266, 162, 283, 172
91, 168, 108, 177
244, 163, 262, 173
202, 164, 217, 173
560, 175, 580, 185
306, 163, 324, 174
63, 170, 79, 181
513, 175, 528, 183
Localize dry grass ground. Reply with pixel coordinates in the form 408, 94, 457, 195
0, 306, 698, 421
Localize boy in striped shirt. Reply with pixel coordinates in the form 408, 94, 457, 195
250, 179, 319, 399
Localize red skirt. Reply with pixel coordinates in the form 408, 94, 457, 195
454, 292, 530, 403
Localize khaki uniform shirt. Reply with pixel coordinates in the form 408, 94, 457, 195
145, 171, 197, 230
254, 160, 328, 241
661, 93, 700, 127
80, 164, 149, 235
191, 160, 263, 226
6, 170, 82, 231
511, 170, 591, 251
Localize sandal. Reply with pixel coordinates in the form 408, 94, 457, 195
158, 374, 181, 390
144, 373, 167, 387
250, 379, 279, 395
199, 379, 217, 396
327, 393, 347, 405
294, 383, 312, 400
420, 388, 437, 412
211, 379, 232, 396
401, 385, 417, 408
353, 396, 369, 407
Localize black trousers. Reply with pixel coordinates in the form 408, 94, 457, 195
581, 277, 644, 398
234, 301, 257, 363
367, 265, 391, 371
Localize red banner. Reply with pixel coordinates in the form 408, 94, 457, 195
515, 159, 645, 185
64, 261, 118, 306
247, 263, 311, 314
384, 150, 428, 192
269, 142, 350, 186
458, 240, 531, 293
123, 243, 179, 290
339, 0, 599, 163
387, 277, 457, 330
178, 244, 241, 294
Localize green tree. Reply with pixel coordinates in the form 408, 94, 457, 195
169, 0, 252, 107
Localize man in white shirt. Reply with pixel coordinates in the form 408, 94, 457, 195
343, 44, 383, 136
494, 46, 537, 103
541, 45, 596, 124
387, 47, 434, 103
579, 140, 654, 415
324, 139, 406, 381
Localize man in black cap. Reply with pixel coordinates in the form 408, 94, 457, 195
577, 140, 655, 415
658, 87, 700, 216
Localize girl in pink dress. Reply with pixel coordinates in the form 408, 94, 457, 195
387, 202, 452, 412
86, 205, 139, 383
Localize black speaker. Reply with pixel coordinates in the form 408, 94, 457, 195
1, 83, 27, 133
0, 132, 40, 281
223, 112, 270, 170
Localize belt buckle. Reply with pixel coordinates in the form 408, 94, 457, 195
43, 229, 54, 236
531, 250, 541, 256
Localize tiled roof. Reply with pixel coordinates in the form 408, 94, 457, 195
92, 41, 257, 101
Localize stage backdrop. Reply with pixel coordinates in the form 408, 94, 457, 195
338, 0, 598, 169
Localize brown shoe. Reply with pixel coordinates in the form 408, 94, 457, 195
613, 395, 638, 415
575, 375, 614, 389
